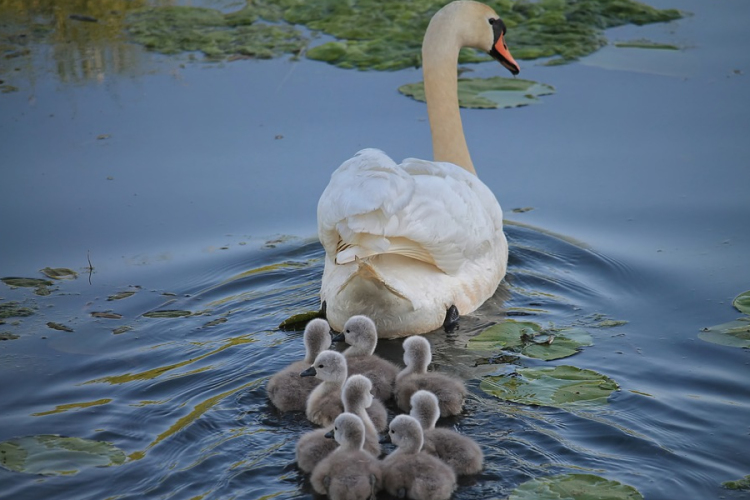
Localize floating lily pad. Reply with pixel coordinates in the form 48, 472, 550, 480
142, 310, 192, 318
47, 322, 74, 332
107, 291, 136, 301
40, 267, 78, 280
614, 39, 679, 50
480, 365, 619, 408
722, 475, 750, 490
508, 474, 643, 500
699, 318, 750, 349
278, 310, 326, 331
1, 277, 53, 288
0, 302, 34, 319
469, 322, 592, 360
91, 312, 123, 319
733, 291, 750, 314
399, 77, 555, 109
0, 435, 126, 476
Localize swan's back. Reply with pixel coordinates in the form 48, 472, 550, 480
318, 149, 507, 337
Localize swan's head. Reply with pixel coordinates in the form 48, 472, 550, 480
402, 335, 432, 374
343, 374, 375, 412
429, 1, 520, 76
335, 315, 378, 356
385, 414, 424, 453
328, 412, 366, 450
303, 318, 333, 363
300, 350, 347, 383
409, 390, 440, 431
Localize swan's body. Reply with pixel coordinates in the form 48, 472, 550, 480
317, 1, 519, 338
310, 413, 382, 500
395, 336, 466, 417
410, 390, 483, 475
267, 318, 331, 412
381, 415, 457, 500
333, 315, 398, 401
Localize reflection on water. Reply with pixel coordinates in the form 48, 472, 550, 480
2, 225, 747, 498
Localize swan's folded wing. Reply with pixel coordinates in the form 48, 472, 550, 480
317, 151, 503, 275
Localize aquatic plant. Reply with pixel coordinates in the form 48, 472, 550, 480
508, 473, 644, 500
399, 76, 555, 109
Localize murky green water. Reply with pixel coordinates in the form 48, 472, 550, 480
1, 0, 749, 499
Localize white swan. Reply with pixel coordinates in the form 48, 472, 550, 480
317, 1, 520, 338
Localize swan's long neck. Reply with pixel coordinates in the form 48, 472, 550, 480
422, 5, 476, 175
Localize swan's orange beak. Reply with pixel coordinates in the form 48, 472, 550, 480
493, 33, 520, 76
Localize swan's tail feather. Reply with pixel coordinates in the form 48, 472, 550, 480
337, 257, 410, 302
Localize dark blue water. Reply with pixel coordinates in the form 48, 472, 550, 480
1, 0, 749, 499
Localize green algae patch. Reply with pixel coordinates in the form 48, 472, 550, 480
143, 310, 192, 318
480, 365, 619, 408
40, 267, 78, 280
0, 435, 125, 476
722, 475, 750, 491
614, 39, 679, 50
121, 0, 681, 69
0, 332, 20, 340
126, 6, 307, 60
0, 302, 35, 319
108, 291, 136, 301
733, 291, 750, 314
399, 77, 555, 109
699, 317, 750, 349
509, 474, 643, 500
47, 322, 74, 332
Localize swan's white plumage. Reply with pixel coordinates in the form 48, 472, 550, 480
318, 149, 507, 338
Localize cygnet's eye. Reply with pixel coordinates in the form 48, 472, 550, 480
318, 364, 324, 368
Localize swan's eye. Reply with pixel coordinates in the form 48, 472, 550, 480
489, 18, 496, 25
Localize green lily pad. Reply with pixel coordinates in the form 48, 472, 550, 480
469, 322, 592, 360
699, 318, 750, 349
399, 77, 555, 109
47, 322, 74, 332
278, 310, 326, 331
508, 474, 643, 500
733, 291, 750, 314
107, 291, 136, 301
142, 310, 192, 318
0, 435, 126, 476
480, 365, 619, 408
722, 475, 750, 490
1, 277, 53, 288
0, 302, 35, 319
40, 267, 78, 280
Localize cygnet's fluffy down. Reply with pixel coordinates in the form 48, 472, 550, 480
410, 390, 483, 475
343, 374, 385, 456
267, 318, 331, 412
332, 315, 398, 401
395, 336, 465, 417
311, 413, 382, 500
296, 428, 337, 474
381, 415, 456, 500
301, 350, 386, 440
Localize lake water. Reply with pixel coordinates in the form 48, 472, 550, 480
0, 0, 749, 499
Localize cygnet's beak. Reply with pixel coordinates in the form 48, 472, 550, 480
379, 433, 391, 444
331, 332, 346, 343
300, 366, 317, 377
324, 429, 334, 439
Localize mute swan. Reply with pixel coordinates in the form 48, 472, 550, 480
381, 414, 457, 500
266, 318, 331, 412
310, 413, 383, 500
332, 315, 398, 401
317, 0, 519, 338
395, 336, 466, 417
410, 390, 484, 475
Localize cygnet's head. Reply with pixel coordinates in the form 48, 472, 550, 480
343, 374, 375, 412
300, 350, 347, 383
334, 315, 378, 356
409, 390, 440, 430
402, 336, 432, 373
303, 318, 332, 363
386, 414, 424, 453
327, 412, 365, 450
